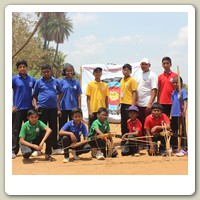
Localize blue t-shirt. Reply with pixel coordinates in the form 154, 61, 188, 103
33, 77, 62, 108
12, 74, 36, 110
61, 120, 88, 142
171, 88, 188, 117
60, 78, 82, 110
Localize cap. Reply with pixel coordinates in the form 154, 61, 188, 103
93, 67, 103, 73
126, 105, 139, 112
140, 58, 150, 64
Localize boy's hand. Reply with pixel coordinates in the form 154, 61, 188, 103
149, 146, 156, 156
151, 126, 158, 133
70, 133, 77, 143
88, 112, 94, 119
12, 106, 18, 113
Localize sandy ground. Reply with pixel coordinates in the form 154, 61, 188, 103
12, 124, 188, 175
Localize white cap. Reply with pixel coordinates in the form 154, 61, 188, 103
140, 58, 150, 64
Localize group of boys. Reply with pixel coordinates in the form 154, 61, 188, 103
12, 56, 188, 163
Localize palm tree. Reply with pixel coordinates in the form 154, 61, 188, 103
46, 15, 73, 63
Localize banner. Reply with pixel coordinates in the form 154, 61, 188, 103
81, 63, 142, 123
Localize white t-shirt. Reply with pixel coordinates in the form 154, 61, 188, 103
136, 70, 158, 107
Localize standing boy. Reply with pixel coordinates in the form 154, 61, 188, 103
59, 107, 90, 163
158, 57, 178, 117
117, 63, 137, 136
136, 58, 158, 136
121, 106, 142, 157
12, 60, 36, 159
171, 76, 188, 156
86, 67, 109, 130
144, 102, 171, 156
33, 64, 63, 155
19, 109, 54, 162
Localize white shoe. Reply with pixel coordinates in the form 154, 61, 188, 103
134, 153, 140, 157
12, 152, 16, 159
69, 149, 80, 160
176, 150, 185, 157
63, 158, 69, 163
96, 151, 105, 160
31, 151, 42, 157
52, 148, 64, 155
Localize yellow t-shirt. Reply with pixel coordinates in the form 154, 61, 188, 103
86, 80, 108, 113
120, 76, 137, 104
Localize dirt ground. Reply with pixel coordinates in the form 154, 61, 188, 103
12, 124, 188, 175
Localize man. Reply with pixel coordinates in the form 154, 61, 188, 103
136, 58, 158, 136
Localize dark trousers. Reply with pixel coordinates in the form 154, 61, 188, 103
121, 135, 139, 156
161, 104, 172, 118
38, 107, 60, 150
171, 116, 187, 151
88, 112, 98, 131
59, 110, 73, 130
12, 110, 29, 154
138, 106, 151, 136
147, 134, 166, 155
89, 138, 107, 157
20, 131, 52, 159
61, 136, 91, 158
120, 104, 131, 136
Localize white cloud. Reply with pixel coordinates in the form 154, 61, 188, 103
170, 26, 188, 47
72, 13, 99, 26
108, 35, 143, 44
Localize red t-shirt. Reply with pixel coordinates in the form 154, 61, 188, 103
127, 118, 142, 137
158, 70, 178, 104
144, 113, 170, 135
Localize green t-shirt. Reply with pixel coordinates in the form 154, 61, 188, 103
19, 120, 47, 142
89, 119, 110, 137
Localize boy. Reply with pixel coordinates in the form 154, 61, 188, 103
86, 67, 109, 130
89, 107, 112, 160
59, 107, 90, 163
136, 58, 158, 136
19, 109, 54, 162
33, 64, 63, 155
117, 63, 137, 137
12, 59, 36, 159
144, 102, 171, 156
121, 106, 142, 157
171, 76, 188, 156
158, 57, 178, 117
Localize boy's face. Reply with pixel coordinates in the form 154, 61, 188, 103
122, 67, 131, 78
97, 111, 108, 123
151, 108, 162, 118
42, 69, 52, 79
72, 112, 82, 125
93, 69, 102, 79
162, 60, 171, 71
128, 111, 138, 120
28, 113, 39, 125
17, 64, 28, 75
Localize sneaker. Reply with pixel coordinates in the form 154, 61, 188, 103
96, 151, 105, 160
12, 152, 16, 159
134, 153, 140, 157
69, 149, 80, 160
52, 148, 64, 155
91, 149, 97, 158
31, 151, 42, 157
63, 158, 70, 163
176, 150, 185, 157
45, 155, 56, 162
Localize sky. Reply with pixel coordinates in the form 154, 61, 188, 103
56, 11, 189, 84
